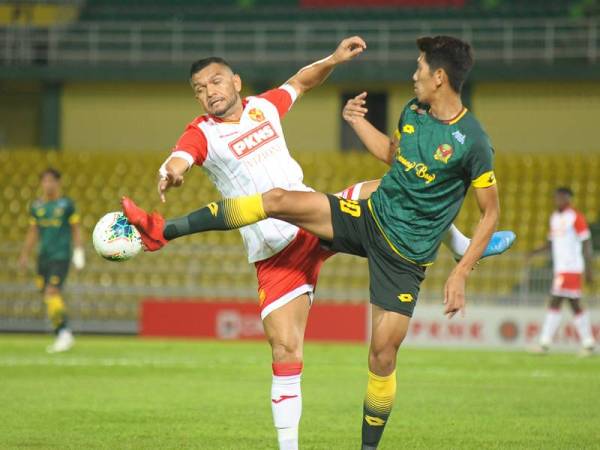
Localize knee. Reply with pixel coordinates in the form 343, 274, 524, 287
368, 343, 401, 375
45, 286, 60, 297
271, 337, 303, 363
569, 298, 582, 314
263, 188, 289, 216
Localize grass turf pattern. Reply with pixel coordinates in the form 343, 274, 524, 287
0, 336, 599, 449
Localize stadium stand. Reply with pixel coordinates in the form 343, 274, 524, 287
1, 149, 598, 324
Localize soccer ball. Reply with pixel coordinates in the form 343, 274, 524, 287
92, 212, 143, 261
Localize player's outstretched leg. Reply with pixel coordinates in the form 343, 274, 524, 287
121, 189, 334, 251
361, 306, 409, 450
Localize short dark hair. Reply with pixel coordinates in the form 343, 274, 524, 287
556, 186, 573, 197
189, 57, 233, 79
40, 167, 61, 180
416, 35, 474, 93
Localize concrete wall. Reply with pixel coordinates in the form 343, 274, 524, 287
474, 81, 600, 153
0, 82, 40, 147
9, 80, 599, 153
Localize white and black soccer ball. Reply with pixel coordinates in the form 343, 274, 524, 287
92, 212, 142, 261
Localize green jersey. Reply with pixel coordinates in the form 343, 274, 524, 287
29, 197, 79, 261
369, 98, 496, 265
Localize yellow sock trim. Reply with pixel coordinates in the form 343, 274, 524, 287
365, 370, 396, 414
44, 294, 66, 329
223, 194, 267, 228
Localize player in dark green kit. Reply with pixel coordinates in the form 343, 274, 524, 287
19, 168, 85, 353
123, 36, 502, 449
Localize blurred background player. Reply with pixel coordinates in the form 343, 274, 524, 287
528, 187, 595, 356
18, 168, 85, 353
130, 36, 513, 450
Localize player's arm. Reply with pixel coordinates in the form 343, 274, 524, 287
71, 222, 85, 270
158, 156, 191, 203
18, 223, 38, 272
342, 92, 395, 164
285, 36, 366, 97
158, 124, 208, 202
444, 185, 500, 317
583, 237, 594, 284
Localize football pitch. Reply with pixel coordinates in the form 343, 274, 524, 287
1, 335, 599, 450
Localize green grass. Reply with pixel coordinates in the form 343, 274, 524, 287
0, 335, 599, 450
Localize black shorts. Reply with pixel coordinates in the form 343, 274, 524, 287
36, 259, 70, 291
323, 195, 425, 317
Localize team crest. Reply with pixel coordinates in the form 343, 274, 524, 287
248, 108, 265, 122
434, 144, 454, 164
402, 124, 415, 134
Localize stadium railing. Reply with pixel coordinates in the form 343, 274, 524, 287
1, 17, 598, 66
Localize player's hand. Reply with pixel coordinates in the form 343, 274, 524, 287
332, 36, 367, 64
343, 92, 368, 124
72, 247, 85, 271
443, 269, 467, 318
157, 172, 184, 203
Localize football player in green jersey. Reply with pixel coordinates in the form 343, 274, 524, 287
122, 35, 508, 449
19, 168, 85, 353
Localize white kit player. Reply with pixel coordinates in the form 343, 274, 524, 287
529, 187, 595, 356
137, 37, 515, 449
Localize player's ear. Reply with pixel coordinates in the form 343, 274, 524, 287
233, 74, 242, 93
434, 68, 445, 88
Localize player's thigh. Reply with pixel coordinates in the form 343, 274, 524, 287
549, 296, 563, 309
567, 297, 582, 314
263, 189, 333, 241
263, 293, 310, 361
46, 261, 69, 290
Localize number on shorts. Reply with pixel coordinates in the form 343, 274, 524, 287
339, 198, 361, 217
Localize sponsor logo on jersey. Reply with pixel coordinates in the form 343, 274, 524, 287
398, 293, 414, 303
248, 108, 265, 122
452, 130, 466, 144
402, 124, 415, 134
434, 144, 454, 164
229, 121, 279, 159
396, 152, 436, 184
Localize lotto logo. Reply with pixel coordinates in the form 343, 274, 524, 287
228, 122, 278, 159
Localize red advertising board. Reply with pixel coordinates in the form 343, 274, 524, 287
140, 299, 368, 342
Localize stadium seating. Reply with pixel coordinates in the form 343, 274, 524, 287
1, 149, 598, 322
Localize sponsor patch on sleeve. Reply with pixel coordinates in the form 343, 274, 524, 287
472, 171, 497, 188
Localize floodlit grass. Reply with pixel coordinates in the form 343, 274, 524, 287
1, 335, 599, 449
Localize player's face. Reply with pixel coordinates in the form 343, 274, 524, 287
554, 192, 571, 210
190, 63, 242, 117
412, 53, 439, 103
40, 174, 60, 197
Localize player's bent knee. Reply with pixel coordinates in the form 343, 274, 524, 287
368, 346, 399, 374
270, 339, 303, 363
263, 188, 289, 216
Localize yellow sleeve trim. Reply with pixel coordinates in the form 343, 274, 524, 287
472, 171, 497, 188
69, 213, 81, 224
393, 129, 401, 141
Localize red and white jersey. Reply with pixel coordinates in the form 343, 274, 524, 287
170, 84, 310, 263
548, 207, 591, 274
